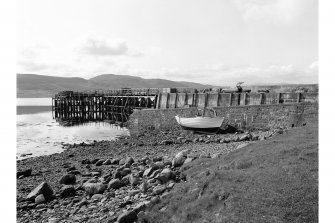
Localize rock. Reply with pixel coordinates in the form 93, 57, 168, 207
35, 194, 46, 204
183, 157, 194, 164
139, 181, 148, 193
95, 159, 104, 166
91, 194, 105, 201
59, 174, 76, 185
119, 158, 126, 165
17, 168, 32, 178
103, 159, 112, 165
125, 157, 134, 165
68, 170, 81, 175
153, 156, 163, 162
113, 171, 122, 179
143, 167, 155, 177
121, 175, 130, 185
60, 185, 76, 198
156, 168, 172, 184
149, 170, 161, 179
236, 143, 249, 150
175, 149, 190, 158
167, 182, 175, 189
91, 158, 100, 164
211, 153, 221, 159
129, 174, 139, 186
66, 166, 76, 172
120, 168, 131, 177
133, 202, 147, 213
160, 140, 173, 145
239, 134, 250, 141
26, 182, 54, 201
153, 185, 166, 195
117, 210, 137, 223
154, 161, 165, 169
108, 179, 123, 189
81, 159, 91, 164
172, 156, 186, 167
111, 158, 120, 165
83, 182, 107, 195
128, 189, 140, 196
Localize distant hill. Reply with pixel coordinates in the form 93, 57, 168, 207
17, 74, 213, 98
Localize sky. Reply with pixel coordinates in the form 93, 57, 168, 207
17, 0, 318, 86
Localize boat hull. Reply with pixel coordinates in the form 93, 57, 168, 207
175, 116, 224, 134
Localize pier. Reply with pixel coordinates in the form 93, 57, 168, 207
52, 88, 318, 126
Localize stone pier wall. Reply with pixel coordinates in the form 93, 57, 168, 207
127, 103, 318, 136
155, 92, 318, 109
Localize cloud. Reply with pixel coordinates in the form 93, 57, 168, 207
78, 37, 129, 56
233, 0, 315, 24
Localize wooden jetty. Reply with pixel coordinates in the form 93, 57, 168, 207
52, 89, 158, 125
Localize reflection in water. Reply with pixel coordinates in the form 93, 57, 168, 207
17, 107, 129, 160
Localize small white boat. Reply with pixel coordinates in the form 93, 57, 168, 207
175, 109, 225, 134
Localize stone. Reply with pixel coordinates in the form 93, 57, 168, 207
117, 210, 137, 223
26, 182, 54, 201
139, 181, 148, 193
175, 149, 190, 158
59, 174, 76, 185
154, 161, 165, 169
121, 175, 130, 185
156, 168, 172, 184
172, 156, 186, 167
153, 185, 166, 195
211, 153, 221, 159
17, 168, 32, 178
60, 185, 76, 198
149, 170, 160, 179
161, 140, 173, 145
143, 167, 155, 177
91, 158, 100, 164
128, 189, 140, 196
108, 179, 123, 189
103, 159, 112, 165
153, 156, 163, 162
133, 202, 148, 213
129, 174, 139, 186
236, 143, 249, 150
91, 194, 105, 201
120, 168, 131, 177
66, 166, 76, 172
35, 194, 46, 204
125, 157, 134, 165
183, 157, 194, 164
83, 182, 107, 195
119, 158, 126, 165
95, 159, 104, 166
111, 158, 120, 165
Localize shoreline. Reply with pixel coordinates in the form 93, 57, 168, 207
17, 126, 289, 222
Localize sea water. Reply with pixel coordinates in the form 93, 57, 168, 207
17, 98, 129, 160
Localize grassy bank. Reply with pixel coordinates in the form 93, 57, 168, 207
141, 124, 318, 223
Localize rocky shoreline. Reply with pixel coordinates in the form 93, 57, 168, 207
17, 127, 286, 223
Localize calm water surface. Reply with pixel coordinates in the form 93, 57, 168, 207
17, 98, 129, 160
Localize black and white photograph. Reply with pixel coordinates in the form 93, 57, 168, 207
8, 0, 330, 222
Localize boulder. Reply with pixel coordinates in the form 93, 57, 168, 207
121, 175, 130, 185
153, 156, 163, 162
129, 174, 139, 186
59, 174, 76, 185
172, 156, 186, 167
160, 140, 173, 145
26, 182, 54, 201
139, 181, 148, 193
156, 168, 172, 184
17, 168, 32, 178
154, 161, 165, 169
90, 158, 100, 164
175, 149, 190, 158
108, 179, 123, 189
103, 159, 112, 165
153, 185, 166, 195
95, 159, 104, 166
125, 157, 134, 165
34, 194, 46, 204
83, 182, 107, 195
111, 158, 120, 165
143, 167, 155, 177
91, 194, 105, 201
59, 185, 76, 198
120, 168, 131, 177
117, 210, 137, 223
183, 157, 194, 164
